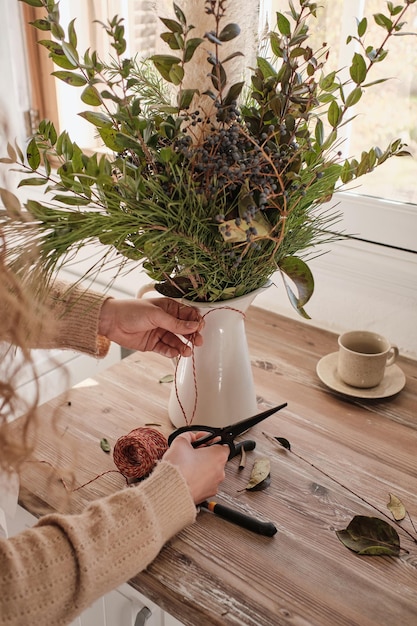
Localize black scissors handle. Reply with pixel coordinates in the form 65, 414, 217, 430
167, 424, 238, 459
167, 403, 287, 458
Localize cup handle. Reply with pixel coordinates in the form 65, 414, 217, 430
386, 345, 399, 366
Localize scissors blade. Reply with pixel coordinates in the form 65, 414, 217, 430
224, 402, 287, 438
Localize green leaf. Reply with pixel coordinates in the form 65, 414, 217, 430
218, 23, 241, 42
345, 87, 363, 107
100, 438, 111, 453
18, 0, 44, 6
160, 31, 182, 50
51, 22, 65, 40
224, 81, 245, 105
357, 17, 367, 37
39, 40, 77, 69
62, 41, 80, 66
315, 118, 324, 145
68, 18, 78, 49
278, 256, 314, 316
81, 85, 102, 106
277, 12, 291, 36
178, 88, 198, 109
98, 128, 122, 152
158, 147, 174, 163
52, 71, 87, 86
173, 3, 186, 25
336, 516, 400, 556
159, 18, 183, 34
78, 111, 113, 128
184, 37, 204, 62
116, 132, 147, 152
26, 138, 41, 170
170, 63, 185, 84
374, 13, 393, 32
18, 177, 47, 187
29, 19, 51, 31
150, 54, 182, 66
257, 57, 278, 79
327, 100, 341, 128
349, 52, 367, 84
52, 195, 91, 206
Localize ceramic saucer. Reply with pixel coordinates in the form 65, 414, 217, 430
316, 352, 406, 399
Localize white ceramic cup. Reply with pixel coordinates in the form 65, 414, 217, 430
337, 331, 399, 389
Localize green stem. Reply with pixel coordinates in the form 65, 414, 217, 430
262, 431, 417, 545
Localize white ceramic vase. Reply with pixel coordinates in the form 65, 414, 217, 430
168, 283, 269, 428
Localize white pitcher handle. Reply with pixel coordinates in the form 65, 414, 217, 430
136, 283, 156, 299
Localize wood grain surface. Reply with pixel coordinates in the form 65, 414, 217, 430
15, 307, 417, 626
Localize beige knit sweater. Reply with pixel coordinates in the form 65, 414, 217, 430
0, 283, 197, 625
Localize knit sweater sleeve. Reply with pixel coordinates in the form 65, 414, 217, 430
31, 281, 112, 358
0, 461, 196, 626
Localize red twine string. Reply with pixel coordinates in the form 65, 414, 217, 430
35, 427, 169, 492
174, 306, 245, 427
113, 427, 168, 480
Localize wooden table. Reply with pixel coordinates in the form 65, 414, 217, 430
16, 307, 417, 626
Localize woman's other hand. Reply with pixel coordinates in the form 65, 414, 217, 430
162, 432, 229, 504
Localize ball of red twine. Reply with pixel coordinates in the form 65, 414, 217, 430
113, 427, 168, 480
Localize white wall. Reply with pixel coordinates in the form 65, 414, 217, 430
256, 242, 417, 359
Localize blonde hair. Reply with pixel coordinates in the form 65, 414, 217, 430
0, 188, 58, 476
0, 232, 42, 472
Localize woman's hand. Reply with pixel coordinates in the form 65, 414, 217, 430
162, 432, 229, 504
98, 297, 204, 358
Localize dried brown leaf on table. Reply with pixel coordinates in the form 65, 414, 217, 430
262, 431, 291, 451
336, 515, 401, 556
245, 457, 271, 491
387, 493, 406, 521
275, 437, 291, 450
239, 445, 246, 470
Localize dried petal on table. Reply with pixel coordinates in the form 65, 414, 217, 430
159, 374, 174, 383
387, 493, 406, 521
245, 457, 271, 491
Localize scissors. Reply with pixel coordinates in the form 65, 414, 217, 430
167, 402, 287, 459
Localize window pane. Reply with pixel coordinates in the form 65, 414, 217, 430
346, 0, 417, 205
51, 1, 417, 206
264, 0, 417, 205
